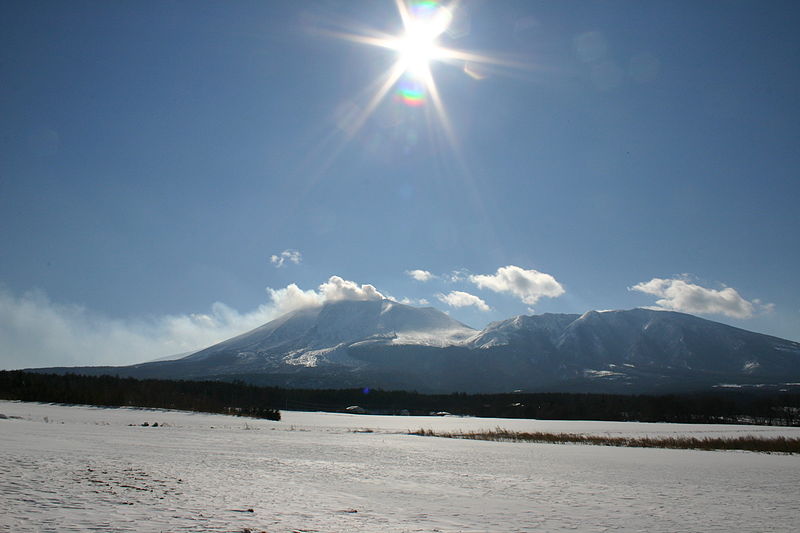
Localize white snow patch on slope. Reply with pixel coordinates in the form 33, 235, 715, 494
391, 327, 475, 347
584, 369, 625, 378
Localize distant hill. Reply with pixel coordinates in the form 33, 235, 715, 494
30, 300, 800, 394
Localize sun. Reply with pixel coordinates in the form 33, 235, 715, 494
317, 0, 530, 150
391, 1, 453, 80
319, 1, 462, 143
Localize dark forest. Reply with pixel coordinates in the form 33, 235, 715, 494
1, 370, 798, 426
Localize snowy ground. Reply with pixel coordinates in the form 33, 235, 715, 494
1, 400, 799, 532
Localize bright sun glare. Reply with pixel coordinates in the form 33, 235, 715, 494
392, 1, 453, 79
322, 0, 529, 149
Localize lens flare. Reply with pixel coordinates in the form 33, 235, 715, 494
395, 78, 426, 107
316, 0, 534, 151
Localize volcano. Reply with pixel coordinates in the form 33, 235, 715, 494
31, 300, 800, 393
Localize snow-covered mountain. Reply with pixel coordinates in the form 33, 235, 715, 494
178, 299, 475, 372
462, 308, 800, 391
31, 301, 800, 393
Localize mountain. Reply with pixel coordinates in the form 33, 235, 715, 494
463, 308, 800, 391
173, 298, 475, 373
30, 301, 800, 393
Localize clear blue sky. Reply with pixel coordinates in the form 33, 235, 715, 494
2, 0, 799, 368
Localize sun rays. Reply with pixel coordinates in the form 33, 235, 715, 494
320, 0, 530, 151
392, 0, 452, 80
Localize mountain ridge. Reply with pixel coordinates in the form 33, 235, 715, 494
27, 300, 800, 394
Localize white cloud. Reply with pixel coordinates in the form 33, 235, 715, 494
393, 297, 432, 306
0, 287, 278, 370
447, 269, 469, 282
270, 249, 302, 268
0, 275, 385, 370
752, 299, 775, 313
436, 291, 491, 312
469, 265, 565, 306
266, 283, 324, 315
267, 276, 382, 315
406, 269, 436, 282
629, 277, 769, 319
318, 276, 384, 302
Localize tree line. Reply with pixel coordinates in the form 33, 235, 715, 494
1, 370, 798, 426
0, 371, 280, 421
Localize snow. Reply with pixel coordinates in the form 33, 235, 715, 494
2, 400, 799, 532
391, 327, 475, 347
774, 344, 800, 353
742, 361, 761, 372
583, 369, 624, 378
181, 299, 476, 371
283, 344, 359, 368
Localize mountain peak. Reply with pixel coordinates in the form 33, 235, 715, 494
182, 297, 476, 369
40, 306, 800, 394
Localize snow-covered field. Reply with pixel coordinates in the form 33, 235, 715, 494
1, 400, 799, 532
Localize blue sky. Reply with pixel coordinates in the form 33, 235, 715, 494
2, 0, 799, 369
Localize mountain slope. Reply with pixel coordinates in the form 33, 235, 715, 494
125, 299, 476, 380
466, 308, 800, 390
29, 303, 800, 393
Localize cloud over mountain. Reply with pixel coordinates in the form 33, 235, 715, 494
318, 276, 384, 302
265, 284, 325, 315
266, 275, 385, 315
436, 290, 491, 311
630, 277, 767, 319
0, 276, 386, 370
0, 287, 278, 370
469, 265, 565, 306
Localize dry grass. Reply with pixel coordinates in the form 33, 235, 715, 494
409, 428, 800, 454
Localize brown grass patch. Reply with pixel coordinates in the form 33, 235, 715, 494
410, 428, 800, 454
